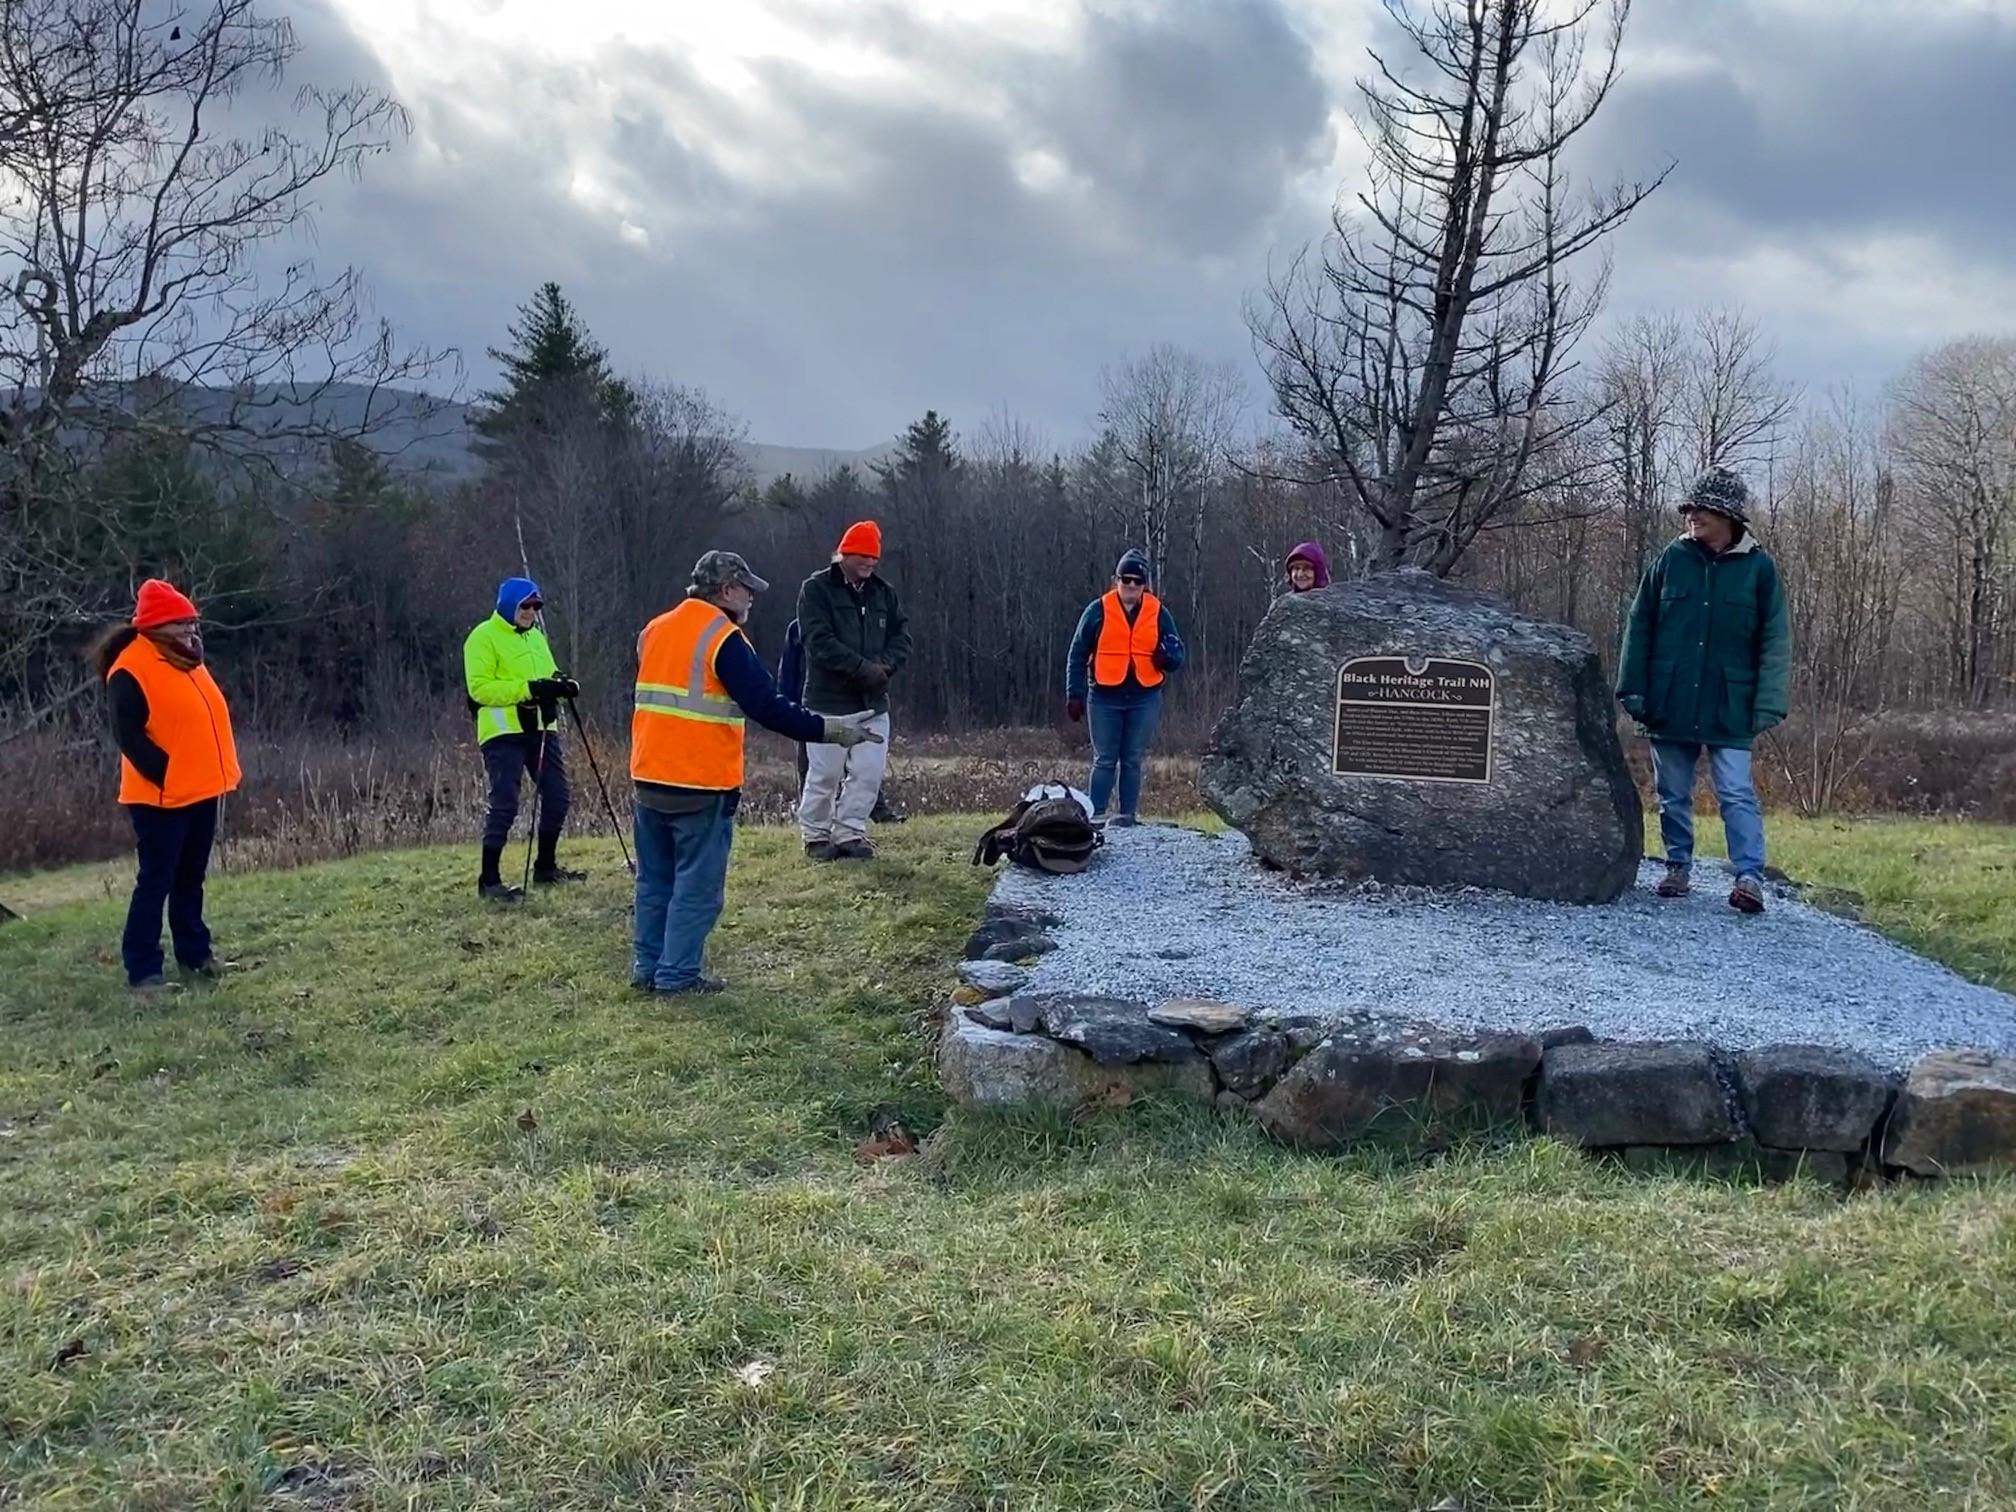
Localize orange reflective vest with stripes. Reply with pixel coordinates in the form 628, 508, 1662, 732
1092, 589, 1165, 689
108, 636, 243, 808
631, 598, 747, 790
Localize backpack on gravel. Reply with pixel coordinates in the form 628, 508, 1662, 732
973, 792, 1102, 875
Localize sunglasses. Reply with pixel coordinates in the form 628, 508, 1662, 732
1118, 575, 1147, 586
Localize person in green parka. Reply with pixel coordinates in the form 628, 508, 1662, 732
464, 577, 584, 902
1616, 468, 1791, 914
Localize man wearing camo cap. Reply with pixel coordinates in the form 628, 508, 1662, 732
1615, 468, 1792, 914
628, 550, 881, 994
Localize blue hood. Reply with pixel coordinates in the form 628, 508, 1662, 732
496, 577, 541, 623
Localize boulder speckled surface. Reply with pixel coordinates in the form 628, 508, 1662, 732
1199, 570, 1641, 902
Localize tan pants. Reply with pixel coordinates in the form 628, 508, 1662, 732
798, 710, 891, 843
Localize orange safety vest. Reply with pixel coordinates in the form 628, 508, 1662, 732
631, 598, 747, 790
1092, 589, 1165, 689
108, 636, 242, 808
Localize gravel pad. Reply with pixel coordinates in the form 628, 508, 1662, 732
991, 824, 2016, 1072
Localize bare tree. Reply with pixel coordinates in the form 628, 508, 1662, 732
1759, 392, 1900, 813
1096, 344, 1244, 580
1598, 312, 1686, 578
1682, 306, 1797, 477
1888, 335, 2016, 708
1251, 0, 1666, 575
0, 0, 446, 725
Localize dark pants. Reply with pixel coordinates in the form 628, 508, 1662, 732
122, 798, 218, 983
481, 733, 570, 851
632, 795, 736, 990
1088, 687, 1164, 818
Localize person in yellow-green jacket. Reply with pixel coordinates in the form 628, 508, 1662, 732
464, 577, 583, 902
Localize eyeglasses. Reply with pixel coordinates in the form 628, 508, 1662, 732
1118, 576, 1146, 586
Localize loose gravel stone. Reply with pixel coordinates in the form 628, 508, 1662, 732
992, 825, 2016, 1073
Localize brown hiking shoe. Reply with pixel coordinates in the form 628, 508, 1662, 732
1655, 864, 1692, 899
1730, 875, 1766, 914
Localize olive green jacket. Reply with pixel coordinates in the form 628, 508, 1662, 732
1616, 532, 1791, 750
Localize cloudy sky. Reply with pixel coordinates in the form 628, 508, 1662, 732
286, 0, 2016, 449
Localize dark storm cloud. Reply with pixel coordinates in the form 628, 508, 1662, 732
267, 1, 2016, 446
278, 0, 1333, 445
1591, 1, 2016, 252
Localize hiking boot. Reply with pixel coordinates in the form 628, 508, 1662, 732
869, 795, 907, 824
1109, 814, 1141, 829
128, 973, 174, 998
533, 863, 587, 885
180, 958, 225, 980
478, 880, 524, 904
804, 840, 838, 862
657, 975, 728, 997
832, 838, 876, 861
1730, 874, 1767, 914
1655, 864, 1692, 899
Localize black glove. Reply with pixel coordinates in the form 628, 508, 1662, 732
528, 677, 579, 701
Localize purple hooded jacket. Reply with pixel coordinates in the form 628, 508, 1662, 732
1285, 541, 1331, 590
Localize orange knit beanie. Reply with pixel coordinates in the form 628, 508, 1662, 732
837, 520, 882, 558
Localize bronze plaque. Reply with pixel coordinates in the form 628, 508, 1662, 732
1332, 656, 1495, 784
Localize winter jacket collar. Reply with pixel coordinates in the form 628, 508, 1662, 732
826, 561, 884, 594
1677, 527, 1758, 559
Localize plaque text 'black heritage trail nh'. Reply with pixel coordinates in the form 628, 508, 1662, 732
1332, 656, 1495, 784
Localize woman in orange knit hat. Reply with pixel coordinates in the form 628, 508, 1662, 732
88, 579, 242, 993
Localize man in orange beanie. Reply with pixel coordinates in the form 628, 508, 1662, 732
795, 520, 909, 860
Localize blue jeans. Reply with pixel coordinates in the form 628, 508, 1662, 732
123, 798, 218, 983
632, 797, 736, 990
1651, 740, 1766, 880
1087, 688, 1163, 818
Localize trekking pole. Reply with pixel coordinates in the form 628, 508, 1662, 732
520, 724, 547, 896
566, 694, 634, 874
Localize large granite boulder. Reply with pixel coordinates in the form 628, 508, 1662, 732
1199, 570, 1642, 903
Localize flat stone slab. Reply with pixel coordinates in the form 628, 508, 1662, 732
1149, 998, 1250, 1035
957, 960, 1031, 999
991, 825, 2016, 1073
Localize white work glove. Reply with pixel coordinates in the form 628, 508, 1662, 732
822, 710, 884, 749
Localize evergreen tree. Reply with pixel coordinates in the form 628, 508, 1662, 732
877, 409, 962, 498
474, 282, 636, 448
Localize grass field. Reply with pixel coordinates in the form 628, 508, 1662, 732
4, 816, 2016, 1509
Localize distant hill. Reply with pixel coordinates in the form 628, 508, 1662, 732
129, 382, 896, 491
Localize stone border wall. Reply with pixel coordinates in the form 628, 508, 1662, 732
942, 902, 2016, 1182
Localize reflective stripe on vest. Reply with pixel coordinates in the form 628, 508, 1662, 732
1092, 589, 1164, 689
108, 636, 243, 809
631, 600, 747, 790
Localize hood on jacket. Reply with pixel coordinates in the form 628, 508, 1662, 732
1285, 541, 1331, 588
496, 577, 542, 623
1676, 527, 1758, 557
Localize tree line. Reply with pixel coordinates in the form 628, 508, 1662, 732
4, 0, 2013, 796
